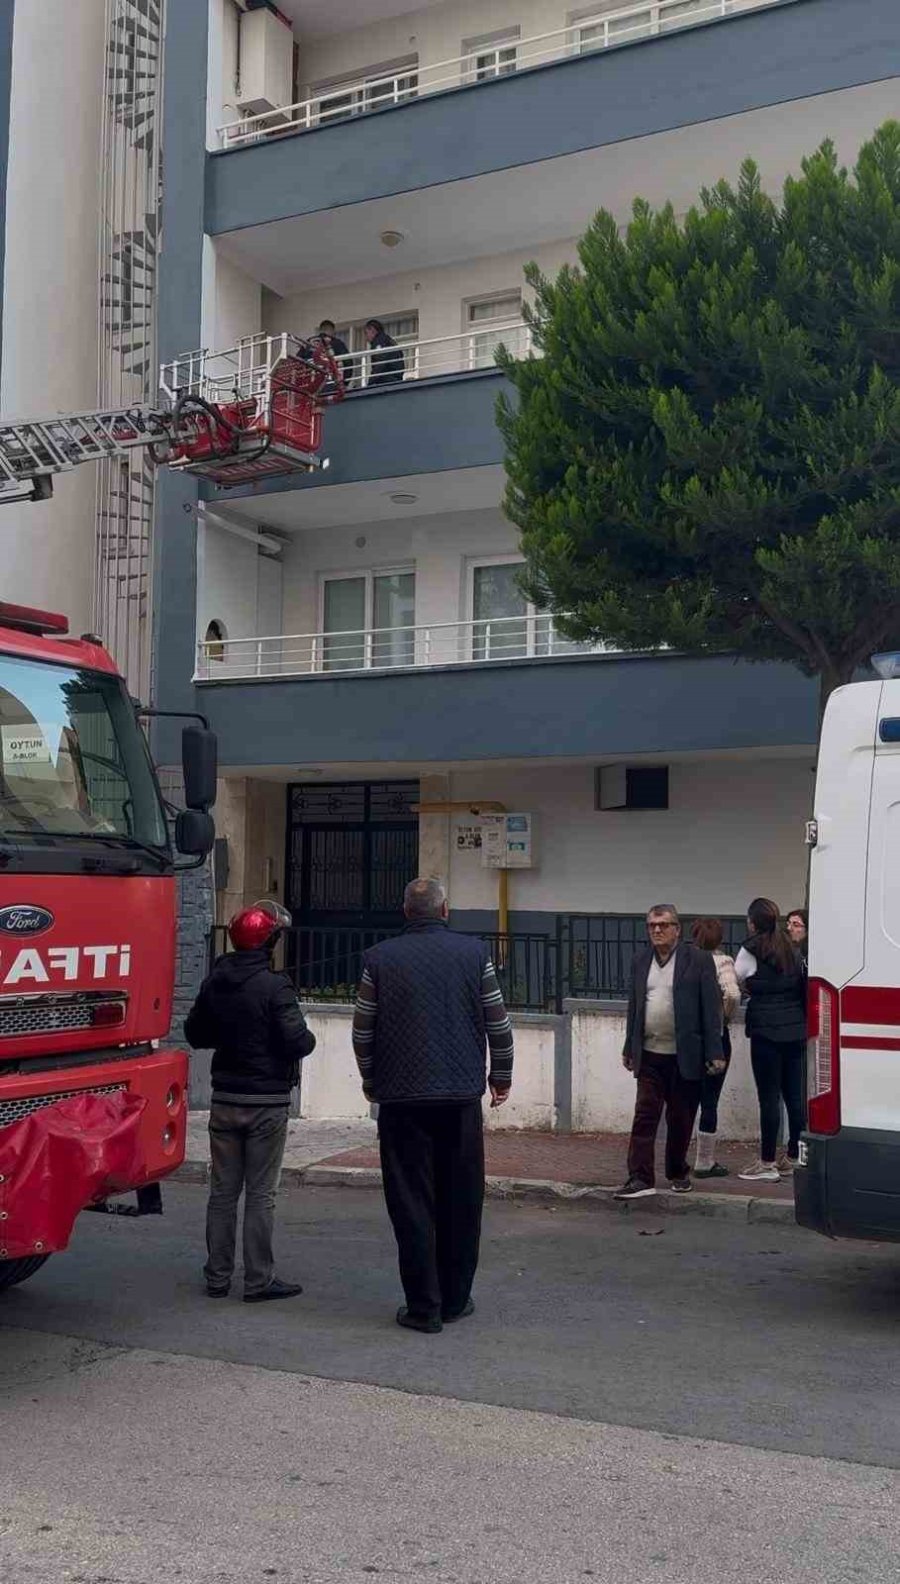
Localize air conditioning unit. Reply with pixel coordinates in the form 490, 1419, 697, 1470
237, 5, 293, 118
595, 765, 669, 811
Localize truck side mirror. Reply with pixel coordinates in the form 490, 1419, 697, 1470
175, 808, 215, 858
182, 724, 217, 810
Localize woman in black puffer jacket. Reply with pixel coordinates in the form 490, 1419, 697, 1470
734, 897, 806, 1184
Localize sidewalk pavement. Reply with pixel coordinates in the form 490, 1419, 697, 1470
178, 1115, 796, 1225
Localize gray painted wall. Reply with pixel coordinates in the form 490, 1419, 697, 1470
200, 373, 505, 506
197, 652, 819, 768
0, 0, 14, 379
204, 0, 897, 235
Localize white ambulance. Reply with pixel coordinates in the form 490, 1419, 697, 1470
796, 655, 900, 1240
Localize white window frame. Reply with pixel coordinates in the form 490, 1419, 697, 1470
311, 55, 419, 127
461, 27, 521, 84
569, 0, 712, 52
462, 290, 524, 369
466, 555, 585, 660
318, 566, 416, 671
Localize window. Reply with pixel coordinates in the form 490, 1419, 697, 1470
314, 56, 418, 126
465, 292, 523, 369
329, 313, 419, 387
321, 571, 415, 672
462, 28, 520, 83
0, 655, 168, 850
204, 619, 227, 664
573, 0, 709, 50
470, 558, 587, 661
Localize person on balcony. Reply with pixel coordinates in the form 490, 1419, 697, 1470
314, 319, 349, 359
363, 319, 405, 387
351, 877, 514, 1333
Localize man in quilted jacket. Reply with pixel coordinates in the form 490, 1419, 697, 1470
352, 877, 514, 1333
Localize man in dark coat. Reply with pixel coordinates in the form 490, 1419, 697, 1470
352, 877, 514, 1333
615, 903, 724, 1200
185, 900, 315, 1302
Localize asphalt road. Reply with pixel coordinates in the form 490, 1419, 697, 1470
1, 1184, 899, 1583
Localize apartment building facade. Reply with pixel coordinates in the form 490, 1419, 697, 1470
1, 0, 898, 1016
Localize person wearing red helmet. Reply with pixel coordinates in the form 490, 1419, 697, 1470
185, 899, 315, 1302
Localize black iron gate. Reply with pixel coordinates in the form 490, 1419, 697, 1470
286, 780, 419, 929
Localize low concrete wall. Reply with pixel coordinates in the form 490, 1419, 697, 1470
568, 1001, 759, 1141
300, 1006, 559, 1131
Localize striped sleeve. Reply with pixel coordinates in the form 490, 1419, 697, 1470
352, 966, 378, 1091
482, 959, 514, 1089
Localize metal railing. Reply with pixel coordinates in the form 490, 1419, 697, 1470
209, 925, 554, 1012
160, 324, 531, 407
196, 613, 599, 682
218, 0, 778, 148
559, 914, 747, 1002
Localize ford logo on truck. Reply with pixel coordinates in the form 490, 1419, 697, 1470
0, 905, 54, 936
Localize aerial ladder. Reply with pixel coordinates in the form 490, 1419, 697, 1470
0, 333, 345, 506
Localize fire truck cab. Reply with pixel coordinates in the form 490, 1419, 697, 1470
796, 659, 900, 1241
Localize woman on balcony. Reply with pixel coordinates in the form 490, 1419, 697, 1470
364, 319, 405, 387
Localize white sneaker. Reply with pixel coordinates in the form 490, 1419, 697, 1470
737, 1159, 780, 1182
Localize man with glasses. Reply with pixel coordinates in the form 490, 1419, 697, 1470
614, 905, 724, 1199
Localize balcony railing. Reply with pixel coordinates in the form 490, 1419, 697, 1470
217, 0, 778, 148
159, 325, 531, 407
196, 614, 601, 682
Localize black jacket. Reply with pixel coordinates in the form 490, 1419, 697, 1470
743, 946, 807, 1044
184, 950, 316, 1104
367, 331, 405, 386
623, 942, 724, 1080
361, 922, 491, 1102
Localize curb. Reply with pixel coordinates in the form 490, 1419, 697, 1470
174, 1157, 795, 1226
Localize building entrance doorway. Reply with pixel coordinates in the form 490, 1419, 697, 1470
286, 780, 419, 929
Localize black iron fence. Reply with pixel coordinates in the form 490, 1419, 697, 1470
208, 924, 554, 1012
208, 914, 747, 1014
558, 914, 746, 1005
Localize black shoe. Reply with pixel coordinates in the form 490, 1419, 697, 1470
694, 1162, 729, 1178
669, 1177, 693, 1194
244, 1279, 303, 1304
442, 1299, 475, 1324
206, 1285, 230, 1299
613, 1176, 656, 1200
396, 1306, 442, 1334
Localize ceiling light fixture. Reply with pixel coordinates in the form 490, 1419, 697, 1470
380, 229, 405, 249
390, 493, 418, 505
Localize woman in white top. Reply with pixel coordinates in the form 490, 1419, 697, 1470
690, 918, 740, 1176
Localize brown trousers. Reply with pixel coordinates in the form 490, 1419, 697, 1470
627, 1050, 701, 1186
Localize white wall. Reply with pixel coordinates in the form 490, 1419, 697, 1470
0, 0, 105, 633
263, 238, 576, 347
202, 244, 263, 354
197, 521, 283, 658
446, 758, 813, 918
570, 1006, 760, 1139
279, 506, 517, 635
301, 1006, 555, 1129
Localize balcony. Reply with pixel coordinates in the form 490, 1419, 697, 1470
216, 0, 779, 149
160, 324, 532, 406
196, 614, 594, 683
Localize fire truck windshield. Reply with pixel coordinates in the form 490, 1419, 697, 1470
0, 655, 169, 857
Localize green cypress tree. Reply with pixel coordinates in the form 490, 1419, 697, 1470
498, 123, 900, 721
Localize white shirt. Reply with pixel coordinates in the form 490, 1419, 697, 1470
734, 946, 757, 986
644, 950, 677, 1054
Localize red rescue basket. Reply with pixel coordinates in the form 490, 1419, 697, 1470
155, 334, 344, 487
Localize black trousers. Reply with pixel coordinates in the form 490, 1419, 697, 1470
698, 1025, 732, 1134
750, 1036, 805, 1161
378, 1099, 484, 1323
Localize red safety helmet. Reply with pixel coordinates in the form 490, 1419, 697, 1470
228, 900, 292, 952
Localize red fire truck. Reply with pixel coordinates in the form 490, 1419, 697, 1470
0, 600, 218, 1290
0, 334, 344, 1290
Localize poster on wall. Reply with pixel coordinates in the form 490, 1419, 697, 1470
455, 823, 483, 852
481, 813, 535, 869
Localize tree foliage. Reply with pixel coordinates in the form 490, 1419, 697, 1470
498, 123, 900, 710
